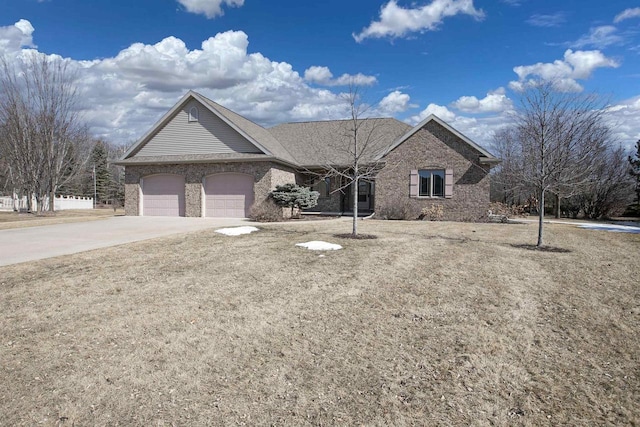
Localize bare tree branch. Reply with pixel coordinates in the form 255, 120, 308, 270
493, 82, 613, 246
0, 52, 92, 212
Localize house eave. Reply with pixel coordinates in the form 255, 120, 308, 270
479, 156, 501, 166
375, 114, 499, 162
114, 156, 299, 169
119, 91, 276, 162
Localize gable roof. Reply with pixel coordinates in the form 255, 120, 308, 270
120, 91, 498, 168
269, 118, 411, 167
119, 91, 298, 166
375, 114, 499, 164
198, 95, 298, 165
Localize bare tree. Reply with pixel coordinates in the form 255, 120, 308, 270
629, 140, 640, 211
321, 85, 389, 237
0, 53, 91, 212
495, 83, 611, 247
575, 145, 634, 219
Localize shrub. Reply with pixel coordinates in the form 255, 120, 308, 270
420, 204, 444, 221
248, 200, 283, 222
377, 194, 415, 220
488, 202, 526, 218
270, 183, 319, 218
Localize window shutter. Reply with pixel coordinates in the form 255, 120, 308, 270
445, 168, 453, 198
409, 170, 418, 197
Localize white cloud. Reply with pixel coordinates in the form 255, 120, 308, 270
176, 0, 244, 19
377, 90, 413, 114
0, 20, 391, 144
614, 7, 640, 23
353, 0, 485, 42
569, 26, 623, 49
303, 66, 377, 86
409, 103, 457, 123
452, 87, 513, 113
0, 19, 35, 54
96, 32, 277, 92
604, 96, 640, 150
509, 49, 619, 93
526, 12, 566, 28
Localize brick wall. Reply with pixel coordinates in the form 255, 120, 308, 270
375, 121, 492, 221
124, 161, 298, 216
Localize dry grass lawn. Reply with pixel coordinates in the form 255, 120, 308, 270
0, 209, 123, 230
1, 219, 638, 426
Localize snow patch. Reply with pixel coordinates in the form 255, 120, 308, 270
296, 241, 343, 251
578, 224, 640, 234
215, 226, 259, 236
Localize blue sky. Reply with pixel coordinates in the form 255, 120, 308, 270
1, 0, 639, 150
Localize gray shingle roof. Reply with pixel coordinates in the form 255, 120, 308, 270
121, 91, 496, 168
117, 153, 274, 165
198, 96, 299, 165
268, 118, 412, 167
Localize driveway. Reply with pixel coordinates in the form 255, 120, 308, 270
0, 216, 249, 266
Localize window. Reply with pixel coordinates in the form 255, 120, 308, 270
309, 177, 330, 198
410, 169, 452, 198
188, 106, 199, 122
419, 169, 445, 197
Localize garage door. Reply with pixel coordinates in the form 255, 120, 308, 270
142, 174, 185, 217
204, 173, 254, 218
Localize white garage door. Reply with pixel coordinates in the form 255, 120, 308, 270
142, 174, 185, 217
205, 173, 254, 218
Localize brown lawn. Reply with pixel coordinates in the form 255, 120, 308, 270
0, 209, 124, 230
0, 219, 638, 426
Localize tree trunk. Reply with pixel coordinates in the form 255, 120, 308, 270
49, 188, 55, 212
352, 178, 358, 236
537, 189, 545, 247
554, 193, 560, 219
36, 193, 43, 214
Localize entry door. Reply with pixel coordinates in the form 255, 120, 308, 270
357, 181, 372, 211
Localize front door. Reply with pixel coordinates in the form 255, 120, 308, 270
357, 180, 372, 211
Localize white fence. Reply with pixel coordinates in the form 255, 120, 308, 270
0, 194, 93, 212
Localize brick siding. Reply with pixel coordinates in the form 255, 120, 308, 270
375, 121, 491, 221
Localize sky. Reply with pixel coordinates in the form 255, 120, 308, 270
1, 0, 639, 151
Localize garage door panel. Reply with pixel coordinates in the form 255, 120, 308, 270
143, 174, 185, 217
205, 174, 254, 218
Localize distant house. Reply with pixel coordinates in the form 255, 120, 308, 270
118, 91, 500, 220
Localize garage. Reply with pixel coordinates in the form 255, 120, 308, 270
204, 173, 254, 218
142, 174, 185, 216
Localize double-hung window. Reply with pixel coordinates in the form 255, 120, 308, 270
419, 169, 445, 197
410, 169, 452, 198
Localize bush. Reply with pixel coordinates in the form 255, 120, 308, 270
270, 183, 319, 218
248, 201, 283, 222
488, 202, 526, 218
420, 204, 444, 221
377, 194, 415, 220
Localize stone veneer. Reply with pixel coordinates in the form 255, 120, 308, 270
375, 121, 492, 221
124, 161, 297, 216
311, 177, 342, 212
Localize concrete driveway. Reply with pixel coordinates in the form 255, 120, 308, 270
0, 216, 250, 267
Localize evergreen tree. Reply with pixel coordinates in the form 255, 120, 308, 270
56, 143, 81, 196
270, 183, 319, 217
107, 143, 127, 209
90, 141, 111, 204
108, 165, 125, 209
